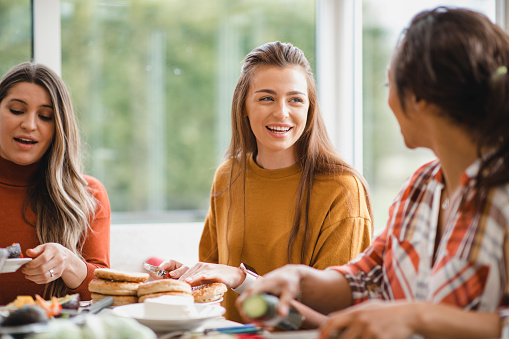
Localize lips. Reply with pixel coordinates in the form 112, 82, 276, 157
266, 126, 292, 133
14, 137, 37, 145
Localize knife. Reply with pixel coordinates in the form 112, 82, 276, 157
143, 262, 168, 278
60, 296, 113, 317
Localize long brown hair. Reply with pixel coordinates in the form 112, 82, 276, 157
393, 7, 509, 192
0, 62, 96, 297
225, 41, 372, 263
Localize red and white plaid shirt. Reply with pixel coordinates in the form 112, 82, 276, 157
331, 158, 509, 312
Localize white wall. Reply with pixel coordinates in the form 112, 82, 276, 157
110, 223, 203, 273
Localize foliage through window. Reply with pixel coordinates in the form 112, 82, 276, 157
60, 0, 316, 223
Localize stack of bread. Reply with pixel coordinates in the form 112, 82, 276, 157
137, 279, 193, 303
89, 268, 149, 306
192, 282, 227, 303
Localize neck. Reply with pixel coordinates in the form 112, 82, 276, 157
255, 150, 297, 170
430, 121, 478, 193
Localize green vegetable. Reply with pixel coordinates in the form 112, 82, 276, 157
242, 294, 271, 320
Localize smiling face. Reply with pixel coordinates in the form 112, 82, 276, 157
245, 65, 309, 169
0, 82, 55, 166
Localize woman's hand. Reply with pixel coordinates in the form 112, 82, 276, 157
150, 259, 189, 280
22, 243, 86, 288
318, 300, 419, 339
236, 265, 305, 321
178, 262, 245, 288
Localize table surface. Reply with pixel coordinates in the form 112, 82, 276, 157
100, 307, 320, 339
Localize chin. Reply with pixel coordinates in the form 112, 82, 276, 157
6, 156, 39, 166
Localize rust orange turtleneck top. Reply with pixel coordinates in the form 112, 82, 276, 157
0, 155, 111, 305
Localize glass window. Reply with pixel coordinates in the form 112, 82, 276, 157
0, 0, 32, 75
362, 0, 496, 232
60, 0, 316, 223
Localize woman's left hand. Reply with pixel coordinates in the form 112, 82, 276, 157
179, 262, 245, 288
22, 243, 74, 284
319, 300, 419, 339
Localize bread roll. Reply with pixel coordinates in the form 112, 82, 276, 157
94, 268, 149, 283
137, 279, 192, 297
88, 278, 141, 296
91, 293, 138, 306
192, 282, 227, 303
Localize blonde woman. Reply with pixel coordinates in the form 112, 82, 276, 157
156, 42, 373, 326
0, 62, 110, 304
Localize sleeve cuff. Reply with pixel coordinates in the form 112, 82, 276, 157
232, 271, 258, 294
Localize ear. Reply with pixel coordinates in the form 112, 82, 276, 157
408, 93, 430, 113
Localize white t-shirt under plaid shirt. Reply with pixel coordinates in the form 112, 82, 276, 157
330, 158, 509, 312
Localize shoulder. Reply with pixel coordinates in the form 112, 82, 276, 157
399, 159, 440, 193
313, 171, 370, 220
488, 182, 509, 220
83, 175, 108, 198
83, 174, 111, 218
211, 158, 239, 185
314, 170, 366, 196
214, 158, 235, 176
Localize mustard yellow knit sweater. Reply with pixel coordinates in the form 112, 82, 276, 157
199, 155, 372, 322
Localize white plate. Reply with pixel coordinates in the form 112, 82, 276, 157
1, 258, 32, 273
194, 297, 223, 306
112, 303, 225, 332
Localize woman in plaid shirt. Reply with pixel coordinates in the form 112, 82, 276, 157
238, 7, 509, 339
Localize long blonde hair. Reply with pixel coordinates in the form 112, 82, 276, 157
226, 42, 373, 263
0, 62, 96, 297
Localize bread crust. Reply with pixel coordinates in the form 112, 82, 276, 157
137, 279, 192, 297
91, 292, 138, 306
192, 282, 227, 303
94, 268, 149, 283
88, 278, 141, 296
138, 291, 193, 303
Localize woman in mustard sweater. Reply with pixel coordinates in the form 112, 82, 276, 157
156, 41, 373, 326
238, 8, 509, 339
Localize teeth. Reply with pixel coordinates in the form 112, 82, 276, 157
268, 126, 291, 132
16, 138, 36, 144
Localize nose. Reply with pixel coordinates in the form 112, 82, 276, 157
20, 112, 37, 131
273, 100, 290, 120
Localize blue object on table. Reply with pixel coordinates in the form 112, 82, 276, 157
204, 323, 261, 334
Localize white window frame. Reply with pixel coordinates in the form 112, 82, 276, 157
316, 0, 509, 175
33, 0, 61, 75
32, 0, 509, 199
316, 0, 363, 172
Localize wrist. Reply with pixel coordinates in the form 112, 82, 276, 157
413, 302, 430, 335
234, 268, 247, 289
232, 263, 258, 294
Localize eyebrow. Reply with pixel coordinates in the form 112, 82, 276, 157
9, 98, 53, 109
254, 89, 307, 96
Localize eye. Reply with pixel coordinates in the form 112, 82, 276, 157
259, 96, 274, 102
290, 97, 304, 103
39, 115, 53, 122
9, 109, 23, 115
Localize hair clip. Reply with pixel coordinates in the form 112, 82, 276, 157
496, 66, 507, 76
492, 66, 508, 83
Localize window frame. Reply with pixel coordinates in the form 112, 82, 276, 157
32, 0, 509, 216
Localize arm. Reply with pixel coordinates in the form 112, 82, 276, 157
22, 176, 110, 299
318, 300, 501, 339
67, 176, 111, 297
310, 174, 372, 270
236, 265, 353, 321
198, 192, 219, 264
